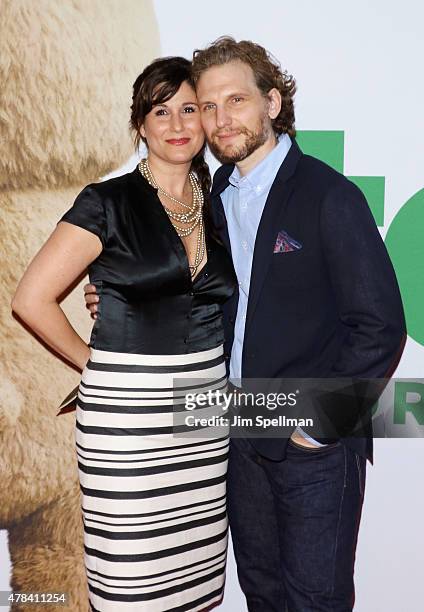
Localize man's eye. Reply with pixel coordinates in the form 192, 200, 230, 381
202, 104, 215, 112
232, 97, 243, 103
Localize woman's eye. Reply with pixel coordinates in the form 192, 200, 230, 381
155, 108, 168, 116
183, 106, 196, 113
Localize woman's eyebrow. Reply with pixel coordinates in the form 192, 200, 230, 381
152, 101, 199, 107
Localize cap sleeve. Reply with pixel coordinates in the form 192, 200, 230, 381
59, 185, 107, 246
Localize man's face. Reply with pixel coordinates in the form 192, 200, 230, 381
196, 60, 275, 164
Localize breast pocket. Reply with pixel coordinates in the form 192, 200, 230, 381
269, 250, 320, 288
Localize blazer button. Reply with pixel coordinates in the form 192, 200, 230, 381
189, 291, 194, 296
183, 338, 188, 344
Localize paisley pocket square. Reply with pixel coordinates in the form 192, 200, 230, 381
273, 230, 302, 253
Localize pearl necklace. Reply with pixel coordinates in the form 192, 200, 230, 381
138, 158, 206, 277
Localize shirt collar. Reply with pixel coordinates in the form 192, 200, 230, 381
228, 132, 292, 194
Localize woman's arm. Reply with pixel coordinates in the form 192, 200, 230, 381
12, 221, 103, 371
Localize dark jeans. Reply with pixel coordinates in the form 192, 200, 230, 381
227, 437, 366, 612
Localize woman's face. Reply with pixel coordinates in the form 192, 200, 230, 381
140, 81, 205, 166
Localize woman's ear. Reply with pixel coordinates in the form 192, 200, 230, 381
139, 124, 146, 139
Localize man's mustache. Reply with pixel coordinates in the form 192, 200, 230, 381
212, 128, 251, 140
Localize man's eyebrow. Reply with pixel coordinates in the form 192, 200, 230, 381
198, 91, 251, 104
226, 91, 250, 98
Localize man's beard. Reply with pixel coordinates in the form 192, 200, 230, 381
208, 113, 270, 165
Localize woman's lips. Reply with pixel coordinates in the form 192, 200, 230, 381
166, 138, 190, 145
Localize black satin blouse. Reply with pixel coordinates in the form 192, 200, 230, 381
60, 167, 237, 354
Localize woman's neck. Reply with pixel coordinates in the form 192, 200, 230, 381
146, 154, 191, 199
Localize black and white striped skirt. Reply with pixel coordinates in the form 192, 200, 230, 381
75, 344, 229, 611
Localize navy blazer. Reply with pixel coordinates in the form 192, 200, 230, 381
210, 139, 406, 462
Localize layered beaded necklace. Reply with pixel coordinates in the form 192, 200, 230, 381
138, 158, 205, 278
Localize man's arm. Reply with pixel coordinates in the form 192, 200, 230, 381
84, 283, 99, 318
321, 178, 406, 379
303, 179, 407, 439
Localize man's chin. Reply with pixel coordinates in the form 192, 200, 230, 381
210, 144, 246, 165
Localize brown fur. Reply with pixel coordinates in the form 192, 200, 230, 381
0, 1, 160, 608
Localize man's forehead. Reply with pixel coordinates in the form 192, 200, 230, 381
195, 61, 257, 96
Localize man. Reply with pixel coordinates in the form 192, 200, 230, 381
85, 38, 406, 611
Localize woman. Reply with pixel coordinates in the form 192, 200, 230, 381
12, 56, 237, 612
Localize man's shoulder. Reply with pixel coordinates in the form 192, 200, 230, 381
297, 153, 349, 188
295, 153, 370, 220
292, 151, 368, 206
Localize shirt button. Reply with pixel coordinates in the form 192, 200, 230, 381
241, 240, 248, 250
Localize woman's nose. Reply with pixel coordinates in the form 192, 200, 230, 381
170, 113, 184, 132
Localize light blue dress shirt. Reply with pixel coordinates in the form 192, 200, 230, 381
221, 132, 325, 446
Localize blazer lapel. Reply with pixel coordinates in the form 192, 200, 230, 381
214, 202, 232, 254
210, 164, 234, 255
245, 140, 303, 332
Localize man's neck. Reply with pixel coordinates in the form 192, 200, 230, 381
236, 132, 279, 177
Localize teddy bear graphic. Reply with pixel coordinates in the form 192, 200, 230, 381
0, 2, 159, 609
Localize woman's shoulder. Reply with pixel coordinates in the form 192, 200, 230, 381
82, 166, 155, 210
83, 168, 136, 200
60, 169, 140, 243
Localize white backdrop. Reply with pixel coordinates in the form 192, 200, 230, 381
2, 1, 423, 610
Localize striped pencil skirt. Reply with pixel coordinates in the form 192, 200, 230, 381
75, 344, 229, 612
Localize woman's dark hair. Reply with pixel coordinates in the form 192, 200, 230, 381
130, 57, 211, 199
